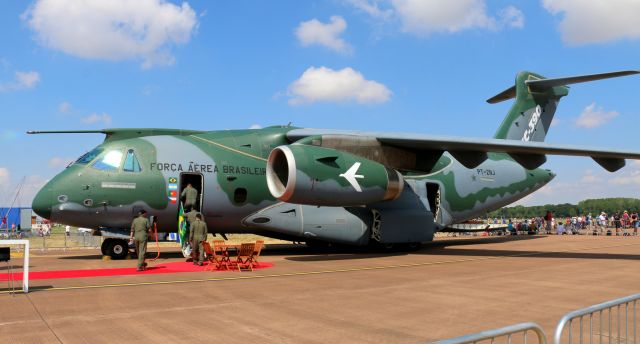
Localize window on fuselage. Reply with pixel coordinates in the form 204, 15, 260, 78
91, 150, 123, 172
123, 149, 142, 173
75, 148, 104, 165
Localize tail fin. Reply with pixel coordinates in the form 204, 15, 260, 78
490, 70, 639, 141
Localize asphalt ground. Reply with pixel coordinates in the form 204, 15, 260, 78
0, 235, 639, 343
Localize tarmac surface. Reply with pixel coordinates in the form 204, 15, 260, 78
1, 235, 639, 343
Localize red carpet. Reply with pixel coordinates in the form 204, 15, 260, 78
0, 261, 274, 281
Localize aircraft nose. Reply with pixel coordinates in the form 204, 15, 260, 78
32, 185, 52, 220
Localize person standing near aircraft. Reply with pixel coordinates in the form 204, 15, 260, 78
189, 213, 208, 266
185, 206, 200, 228
130, 210, 151, 271
184, 206, 201, 260
181, 183, 198, 210
544, 211, 553, 234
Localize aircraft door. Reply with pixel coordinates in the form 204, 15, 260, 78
426, 182, 441, 224
179, 173, 204, 212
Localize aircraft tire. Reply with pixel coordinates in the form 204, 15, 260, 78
106, 239, 129, 260
100, 240, 109, 256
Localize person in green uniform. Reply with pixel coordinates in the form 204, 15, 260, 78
189, 213, 208, 266
185, 207, 201, 229
181, 183, 198, 210
184, 206, 201, 262
130, 210, 151, 271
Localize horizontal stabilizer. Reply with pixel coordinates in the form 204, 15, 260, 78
526, 70, 640, 92
487, 70, 639, 104
486, 86, 516, 104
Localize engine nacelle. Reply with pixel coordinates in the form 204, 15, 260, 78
266, 145, 403, 206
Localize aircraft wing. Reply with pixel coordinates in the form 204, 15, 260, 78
286, 128, 640, 172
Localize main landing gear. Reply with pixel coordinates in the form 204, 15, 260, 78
101, 238, 130, 260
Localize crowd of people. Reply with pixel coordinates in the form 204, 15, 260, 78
489, 210, 640, 236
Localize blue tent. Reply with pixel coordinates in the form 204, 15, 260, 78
0, 208, 23, 229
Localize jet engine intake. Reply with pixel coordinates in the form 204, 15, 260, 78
266, 145, 403, 206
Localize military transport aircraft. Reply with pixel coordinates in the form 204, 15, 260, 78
30, 70, 640, 258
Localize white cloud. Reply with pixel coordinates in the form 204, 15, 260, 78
287, 66, 392, 105
58, 101, 71, 114
543, 0, 640, 45
610, 161, 640, 185
15, 71, 40, 88
249, 124, 262, 129
0, 168, 9, 188
349, 0, 524, 36
22, 175, 48, 207
580, 170, 602, 184
498, 5, 525, 29
574, 103, 619, 128
82, 112, 112, 125
0, 168, 48, 208
23, 0, 198, 69
390, 0, 523, 35
48, 157, 74, 169
296, 16, 352, 53
0, 71, 41, 92
610, 175, 640, 186
347, 0, 393, 20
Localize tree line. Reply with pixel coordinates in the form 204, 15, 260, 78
486, 198, 640, 218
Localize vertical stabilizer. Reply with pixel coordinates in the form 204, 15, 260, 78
491, 71, 567, 142
490, 70, 639, 142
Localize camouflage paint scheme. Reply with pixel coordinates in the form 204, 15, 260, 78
31, 70, 639, 250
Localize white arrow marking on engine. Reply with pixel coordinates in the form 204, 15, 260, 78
339, 162, 364, 192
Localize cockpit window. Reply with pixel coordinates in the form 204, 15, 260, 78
75, 148, 104, 165
91, 150, 123, 172
123, 149, 142, 173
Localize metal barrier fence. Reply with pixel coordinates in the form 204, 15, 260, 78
433, 294, 640, 344
554, 294, 640, 344
1, 232, 102, 251
35, 233, 103, 250
432, 322, 547, 344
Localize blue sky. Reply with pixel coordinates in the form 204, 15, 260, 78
1, 0, 639, 207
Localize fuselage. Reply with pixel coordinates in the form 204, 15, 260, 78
32, 127, 555, 240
